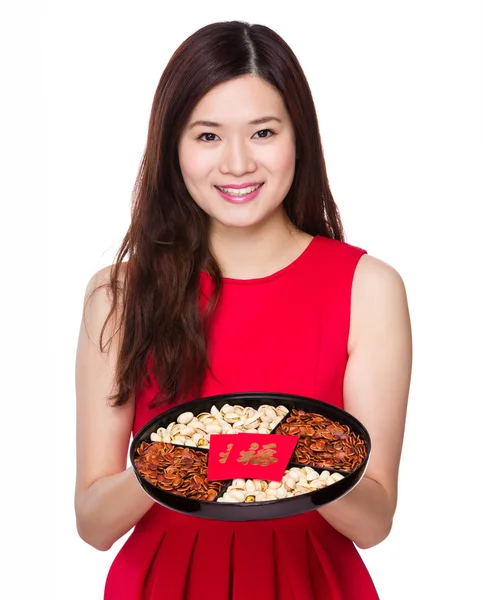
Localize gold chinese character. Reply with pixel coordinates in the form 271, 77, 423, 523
219, 443, 233, 464
237, 443, 278, 466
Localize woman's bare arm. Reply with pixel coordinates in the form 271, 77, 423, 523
75, 265, 154, 552
317, 254, 412, 549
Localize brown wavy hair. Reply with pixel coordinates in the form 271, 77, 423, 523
86, 20, 344, 409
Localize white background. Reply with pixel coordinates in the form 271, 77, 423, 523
3, 0, 481, 598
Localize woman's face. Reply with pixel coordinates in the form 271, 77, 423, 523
178, 75, 296, 233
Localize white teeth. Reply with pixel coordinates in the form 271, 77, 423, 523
217, 183, 262, 196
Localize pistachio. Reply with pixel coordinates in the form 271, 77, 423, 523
206, 424, 222, 434
244, 413, 262, 426
268, 481, 282, 489
192, 433, 203, 446
224, 413, 241, 423
177, 412, 194, 425
179, 426, 196, 436
276, 486, 287, 499
228, 489, 245, 502
245, 480, 256, 493
310, 479, 325, 489
197, 412, 211, 420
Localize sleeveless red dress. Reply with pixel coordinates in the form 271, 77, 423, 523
104, 235, 379, 599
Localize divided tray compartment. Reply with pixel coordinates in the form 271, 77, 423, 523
130, 392, 371, 521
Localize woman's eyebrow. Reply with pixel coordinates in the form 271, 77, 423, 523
188, 116, 282, 129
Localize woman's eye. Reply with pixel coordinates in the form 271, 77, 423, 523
252, 129, 275, 139
197, 133, 219, 142
196, 129, 275, 142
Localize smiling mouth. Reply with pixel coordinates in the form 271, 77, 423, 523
214, 183, 264, 196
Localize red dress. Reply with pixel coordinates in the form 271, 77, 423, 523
104, 235, 379, 599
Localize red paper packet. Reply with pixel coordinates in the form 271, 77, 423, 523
207, 433, 299, 482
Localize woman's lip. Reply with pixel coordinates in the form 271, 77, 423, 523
215, 183, 264, 204
215, 182, 263, 189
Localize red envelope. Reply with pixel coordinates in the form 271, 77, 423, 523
207, 433, 299, 482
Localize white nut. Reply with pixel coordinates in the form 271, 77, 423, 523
228, 489, 245, 502
310, 479, 325, 489
245, 480, 256, 493
179, 426, 196, 436
197, 412, 211, 420
276, 486, 287, 499
224, 413, 241, 423
150, 432, 162, 442
206, 424, 222, 434
244, 413, 262, 426
177, 412, 194, 424
210, 406, 221, 417
268, 481, 282, 489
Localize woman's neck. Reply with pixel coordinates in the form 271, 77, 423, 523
207, 215, 313, 280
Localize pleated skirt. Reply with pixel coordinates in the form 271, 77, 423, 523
104, 504, 379, 600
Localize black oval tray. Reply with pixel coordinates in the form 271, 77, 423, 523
130, 392, 371, 521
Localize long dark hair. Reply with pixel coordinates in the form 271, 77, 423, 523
86, 20, 344, 409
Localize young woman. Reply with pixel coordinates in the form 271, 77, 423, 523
75, 20, 412, 600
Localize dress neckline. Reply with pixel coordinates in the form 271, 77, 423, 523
200, 235, 318, 285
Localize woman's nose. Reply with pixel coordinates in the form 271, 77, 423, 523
219, 139, 257, 175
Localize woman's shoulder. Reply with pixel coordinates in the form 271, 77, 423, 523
82, 262, 130, 336
348, 252, 409, 352
354, 253, 406, 290
87, 261, 129, 289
